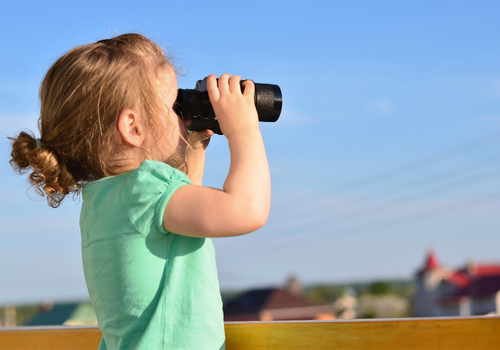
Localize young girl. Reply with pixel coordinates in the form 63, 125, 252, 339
9, 33, 270, 350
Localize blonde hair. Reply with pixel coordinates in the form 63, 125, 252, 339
9, 33, 185, 208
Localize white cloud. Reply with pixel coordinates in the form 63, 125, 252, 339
366, 100, 394, 114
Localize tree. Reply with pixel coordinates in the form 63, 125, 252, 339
369, 281, 391, 295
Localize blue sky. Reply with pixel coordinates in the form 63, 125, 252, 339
1, 0, 500, 305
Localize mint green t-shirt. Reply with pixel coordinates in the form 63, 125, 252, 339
80, 160, 225, 350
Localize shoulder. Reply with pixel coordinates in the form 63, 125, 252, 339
130, 160, 191, 186
124, 161, 191, 237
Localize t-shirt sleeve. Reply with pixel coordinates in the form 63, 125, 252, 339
125, 160, 191, 238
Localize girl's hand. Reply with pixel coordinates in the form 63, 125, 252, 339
207, 74, 259, 138
184, 129, 214, 185
187, 129, 213, 154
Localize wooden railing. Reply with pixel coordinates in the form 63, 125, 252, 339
1, 317, 499, 349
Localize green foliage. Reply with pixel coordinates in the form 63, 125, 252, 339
303, 285, 345, 304
302, 279, 414, 304
1, 305, 42, 326
360, 308, 378, 318
369, 281, 391, 295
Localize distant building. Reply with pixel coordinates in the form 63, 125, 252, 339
332, 290, 357, 319
413, 249, 500, 317
26, 301, 97, 326
224, 277, 334, 321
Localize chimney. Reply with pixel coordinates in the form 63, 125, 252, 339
285, 275, 303, 297
466, 259, 478, 276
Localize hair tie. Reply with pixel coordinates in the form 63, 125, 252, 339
36, 138, 42, 149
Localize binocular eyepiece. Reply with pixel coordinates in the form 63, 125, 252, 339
175, 76, 282, 135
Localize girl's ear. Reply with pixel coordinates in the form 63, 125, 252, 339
118, 109, 145, 147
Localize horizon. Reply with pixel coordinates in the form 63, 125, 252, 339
2, 0, 500, 305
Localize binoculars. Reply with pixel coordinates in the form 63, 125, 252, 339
175, 76, 282, 135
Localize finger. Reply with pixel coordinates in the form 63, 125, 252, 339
188, 130, 211, 149
229, 75, 242, 94
197, 129, 214, 140
188, 129, 214, 143
207, 74, 220, 102
217, 73, 231, 95
241, 79, 255, 98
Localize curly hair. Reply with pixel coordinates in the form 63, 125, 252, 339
9, 34, 183, 208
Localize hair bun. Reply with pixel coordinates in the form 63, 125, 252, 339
9, 131, 78, 208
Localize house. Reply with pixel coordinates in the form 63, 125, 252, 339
26, 301, 97, 326
224, 277, 334, 321
413, 249, 500, 317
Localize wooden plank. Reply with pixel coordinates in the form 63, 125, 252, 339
0, 326, 101, 350
0, 317, 499, 349
225, 317, 500, 350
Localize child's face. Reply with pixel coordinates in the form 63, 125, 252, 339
154, 66, 188, 165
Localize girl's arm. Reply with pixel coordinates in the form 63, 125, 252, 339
163, 74, 271, 238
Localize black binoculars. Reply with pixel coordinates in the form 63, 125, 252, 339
175, 77, 282, 135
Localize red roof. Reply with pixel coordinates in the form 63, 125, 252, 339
419, 250, 500, 304
438, 262, 500, 304
476, 265, 500, 276
422, 250, 440, 271
446, 264, 500, 288
447, 272, 470, 288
